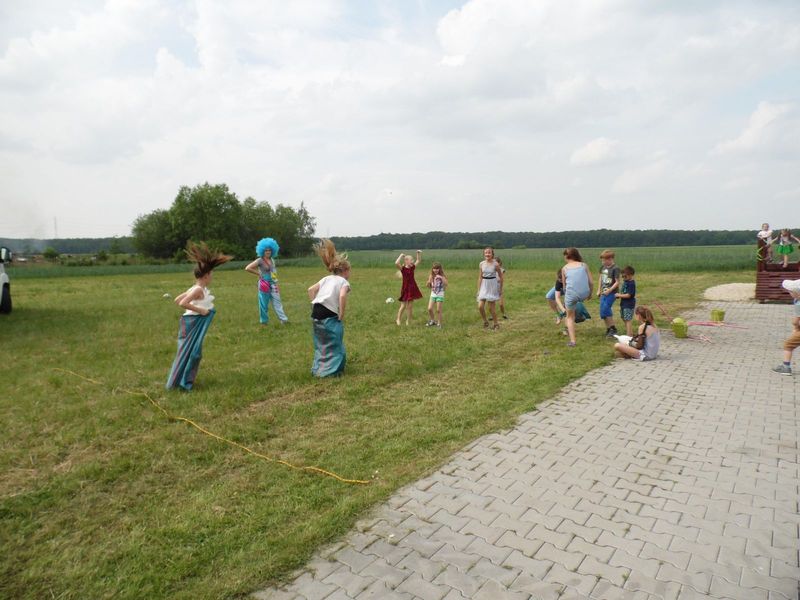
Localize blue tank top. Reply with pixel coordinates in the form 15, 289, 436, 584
564, 264, 590, 299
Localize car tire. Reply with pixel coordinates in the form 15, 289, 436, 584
0, 284, 11, 314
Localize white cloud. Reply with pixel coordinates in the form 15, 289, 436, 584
612, 159, 669, 194
570, 137, 619, 166
721, 176, 752, 191
714, 101, 798, 156
0, 0, 799, 237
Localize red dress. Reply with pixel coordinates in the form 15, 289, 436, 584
399, 265, 423, 301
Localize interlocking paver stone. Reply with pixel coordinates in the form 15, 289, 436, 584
253, 302, 800, 600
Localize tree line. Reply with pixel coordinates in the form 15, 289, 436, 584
331, 229, 769, 251
0, 237, 135, 255
132, 183, 316, 259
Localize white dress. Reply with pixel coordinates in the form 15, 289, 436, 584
477, 261, 501, 301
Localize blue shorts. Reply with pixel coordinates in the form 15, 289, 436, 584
599, 293, 616, 318
545, 286, 556, 301
565, 292, 584, 310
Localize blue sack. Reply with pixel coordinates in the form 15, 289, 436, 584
574, 301, 591, 323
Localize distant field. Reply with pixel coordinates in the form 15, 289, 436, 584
0, 259, 752, 599
6, 245, 755, 279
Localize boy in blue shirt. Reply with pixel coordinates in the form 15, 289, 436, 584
617, 266, 636, 336
597, 249, 620, 338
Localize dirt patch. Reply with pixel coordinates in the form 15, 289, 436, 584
703, 283, 755, 302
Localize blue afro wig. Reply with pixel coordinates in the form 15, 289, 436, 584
256, 237, 280, 258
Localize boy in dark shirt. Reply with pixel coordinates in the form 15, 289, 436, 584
617, 266, 637, 336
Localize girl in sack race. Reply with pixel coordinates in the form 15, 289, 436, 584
245, 237, 289, 326
307, 239, 352, 378
166, 242, 232, 391
613, 306, 661, 361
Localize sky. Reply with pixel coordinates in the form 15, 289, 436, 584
0, 0, 798, 239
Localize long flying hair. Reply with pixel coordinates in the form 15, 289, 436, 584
314, 239, 350, 275
186, 241, 233, 278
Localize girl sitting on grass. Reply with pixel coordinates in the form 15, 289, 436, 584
166, 242, 232, 390
613, 306, 660, 361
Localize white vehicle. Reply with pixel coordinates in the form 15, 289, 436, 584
0, 247, 11, 314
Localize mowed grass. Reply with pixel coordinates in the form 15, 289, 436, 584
0, 250, 751, 599
7, 245, 755, 279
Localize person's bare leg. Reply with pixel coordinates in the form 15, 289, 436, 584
566, 309, 576, 344
489, 302, 499, 328
613, 342, 641, 359
478, 300, 488, 326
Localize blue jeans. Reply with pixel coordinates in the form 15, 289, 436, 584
259, 287, 288, 324
599, 293, 616, 319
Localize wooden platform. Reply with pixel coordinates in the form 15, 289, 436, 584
756, 238, 798, 303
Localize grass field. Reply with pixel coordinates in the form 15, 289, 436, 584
6, 245, 755, 278
0, 248, 753, 599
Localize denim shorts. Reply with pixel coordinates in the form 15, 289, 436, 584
545, 286, 556, 301
599, 293, 616, 318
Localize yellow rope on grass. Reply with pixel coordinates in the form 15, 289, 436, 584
54, 368, 371, 485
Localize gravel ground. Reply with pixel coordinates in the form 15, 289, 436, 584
702, 282, 755, 302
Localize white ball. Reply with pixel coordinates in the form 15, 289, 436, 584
385, 297, 395, 303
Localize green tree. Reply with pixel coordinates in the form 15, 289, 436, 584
169, 183, 244, 254
42, 247, 60, 261
132, 209, 178, 259
132, 183, 316, 259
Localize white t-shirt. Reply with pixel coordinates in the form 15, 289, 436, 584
312, 275, 350, 315
183, 285, 214, 316
757, 229, 773, 244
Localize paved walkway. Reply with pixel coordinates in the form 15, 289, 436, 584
254, 302, 799, 600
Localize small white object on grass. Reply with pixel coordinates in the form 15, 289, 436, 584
163, 293, 171, 298
385, 297, 395, 303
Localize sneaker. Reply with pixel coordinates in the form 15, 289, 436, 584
425, 320, 435, 327
493, 324, 500, 330
502, 315, 509, 320
772, 364, 793, 376
483, 321, 490, 329
567, 341, 576, 347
